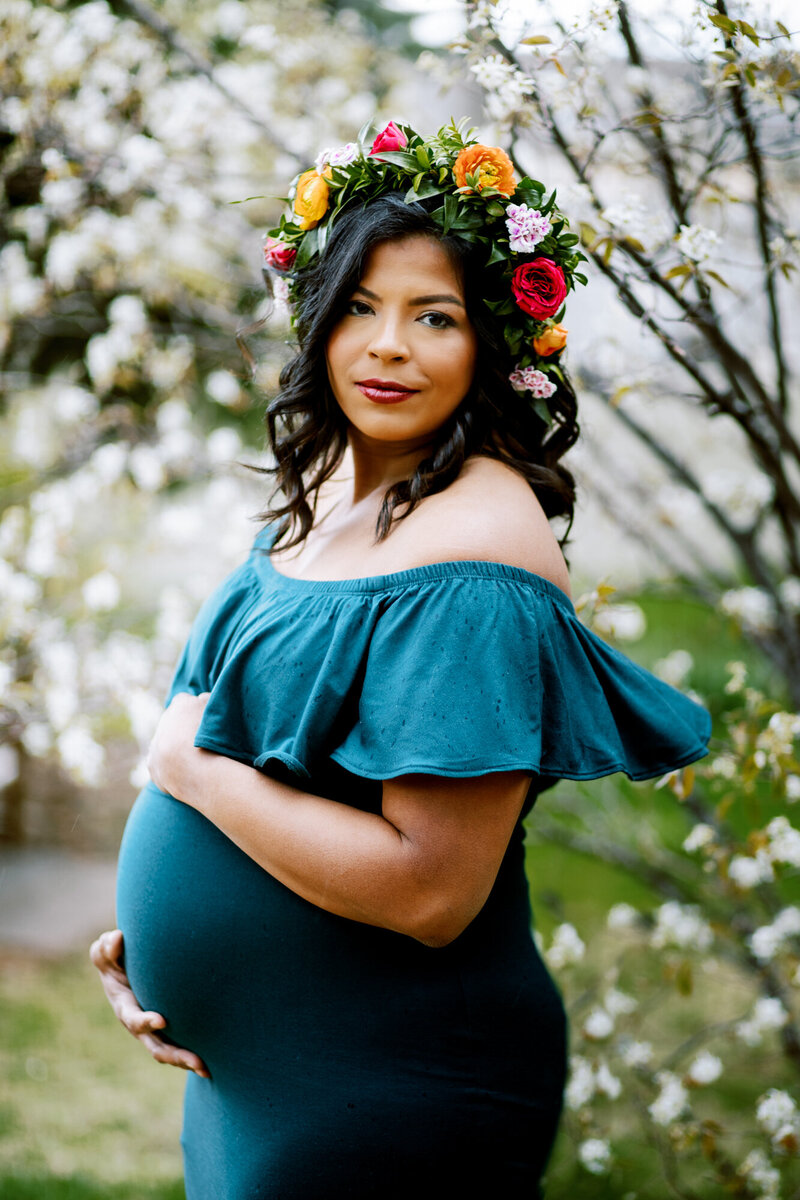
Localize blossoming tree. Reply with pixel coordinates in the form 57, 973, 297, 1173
436, 1, 800, 1193
0, 0, 401, 841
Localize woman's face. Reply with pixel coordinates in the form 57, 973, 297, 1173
325, 234, 478, 451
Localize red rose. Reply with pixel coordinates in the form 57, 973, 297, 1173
263, 237, 296, 273
369, 121, 408, 156
511, 258, 567, 321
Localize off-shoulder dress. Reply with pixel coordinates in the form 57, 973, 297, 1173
116, 524, 712, 1199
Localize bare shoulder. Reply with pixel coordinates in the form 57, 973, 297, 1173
398, 456, 572, 598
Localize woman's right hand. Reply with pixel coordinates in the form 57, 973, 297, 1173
90, 929, 210, 1078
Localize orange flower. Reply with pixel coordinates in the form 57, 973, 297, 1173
453, 144, 516, 197
533, 323, 568, 356
293, 169, 330, 230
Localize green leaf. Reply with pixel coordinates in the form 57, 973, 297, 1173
560, 233, 580, 246
520, 34, 552, 44
415, 146, 431, 169
531, 396, 554, 427
485, 201, 505, 217
738, 19, 759, 44
777, 21, 790, 37
438, 167, 450, 184
412, 172, 424, 192
664, 264, 693, 279
744, 64, 756, 86
369, 149, 418, 171
295, 224, 319, 269
704, 269, 732, 288
486, 243, 508, 266
709, 13, 737, 33
442, 193, 458, 234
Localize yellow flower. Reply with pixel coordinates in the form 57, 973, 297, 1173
293, 169, 330, 230
453, 144, 516, 197
533, 323, 568, 356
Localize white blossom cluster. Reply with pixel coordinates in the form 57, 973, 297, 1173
0, 0, 395, 804
675, 223, 721, 263
544, 921, 586, 968
748, 907, 800, 963
736, 996, 790, 1046
756, 1088, 800, 1154
565, 1053, 623, 1110
469, 54, 532, 123
737, 1148, 781, 1199
650, 901, 714, 952
720, 587, 777, 634
701, 467, 773, 532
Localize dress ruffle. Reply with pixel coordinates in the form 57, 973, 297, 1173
170, 530, 711, 786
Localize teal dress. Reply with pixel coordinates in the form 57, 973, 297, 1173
116, 525, 711, 1199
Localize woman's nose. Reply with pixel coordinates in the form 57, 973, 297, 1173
367, 316, 409, 361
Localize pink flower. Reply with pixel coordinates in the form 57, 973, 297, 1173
509, 366, 557, 399
263, 237, 296, 273
370, 121, 408, 156
505, 204, 552, 253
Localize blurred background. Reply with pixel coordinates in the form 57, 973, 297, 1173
2, 0, 800, 1195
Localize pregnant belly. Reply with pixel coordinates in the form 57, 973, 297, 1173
116, 782, 343, 1065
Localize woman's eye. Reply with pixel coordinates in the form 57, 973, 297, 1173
346, 300, 373, 316
419, 311, 455, 330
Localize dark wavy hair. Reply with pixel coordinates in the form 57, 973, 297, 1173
255, 193, 580, 556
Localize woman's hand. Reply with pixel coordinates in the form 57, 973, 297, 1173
147, 691, 210, 800
89, 929, 210, 1078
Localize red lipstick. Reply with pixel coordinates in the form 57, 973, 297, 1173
356, 378, 419, 404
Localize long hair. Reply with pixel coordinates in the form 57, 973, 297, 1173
254, 193, 580, 555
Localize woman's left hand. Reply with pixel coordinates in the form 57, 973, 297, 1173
147, 691, 210, 799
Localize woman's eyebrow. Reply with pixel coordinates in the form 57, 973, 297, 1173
353, 285, 464, 308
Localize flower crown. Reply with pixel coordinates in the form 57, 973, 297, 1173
263, 118, 587, 427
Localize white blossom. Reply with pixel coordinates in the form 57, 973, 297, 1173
545, 922, 586, 968
724, 660, 747, 694
721, 588, 777, 635
683, 823, 715, 853
618, 1038, 654, 1068
591, 603, 646, 641
648, 1070, 689, 1126
601, 197, 670, 250
757, 1088, 798, 1138
686, 1050, 723, 1085
602, 986, 638, 1017
654, 648, 694, 688
82, 570, 121, 612
676, 223, 721, 262
786, 775, 800, 803
737, 1148, 780, 1198
594, 1060, 623, 1099
766, 817, 800, 867
578, 1137, 612, 1175
650, 901, 713, 952
729, 851, 775, 890
606, 902, 639, 930
565, 1055, 596, 1110
779, 577, 800, 615
57, 722, 106, 786
709, 752, 737, 778
583, 1006, 615, 1040
702, 468, 773, 531
736, 996, 790, 1045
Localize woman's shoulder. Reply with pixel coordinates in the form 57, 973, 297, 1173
395, 455, 572, 598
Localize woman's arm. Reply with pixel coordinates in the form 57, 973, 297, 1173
149, 694, 530, 948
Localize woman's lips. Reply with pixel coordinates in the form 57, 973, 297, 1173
356, 380, 420, 404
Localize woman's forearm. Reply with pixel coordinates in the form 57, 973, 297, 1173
169, 747, 449, 943
147, 693, 528, 946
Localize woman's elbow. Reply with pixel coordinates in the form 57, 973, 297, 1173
400, 894, 483, 948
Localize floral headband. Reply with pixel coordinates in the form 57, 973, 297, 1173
262, 119, 587, 427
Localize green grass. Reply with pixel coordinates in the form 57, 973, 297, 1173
0, 954, 185, 1196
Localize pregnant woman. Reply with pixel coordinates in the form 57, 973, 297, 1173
92, 121, 712, 1198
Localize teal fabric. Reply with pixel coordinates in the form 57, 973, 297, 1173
179, 524, 711, 786
116, 524, 712, 1198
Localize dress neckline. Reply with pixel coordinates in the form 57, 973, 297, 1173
258, 531, 575, 611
